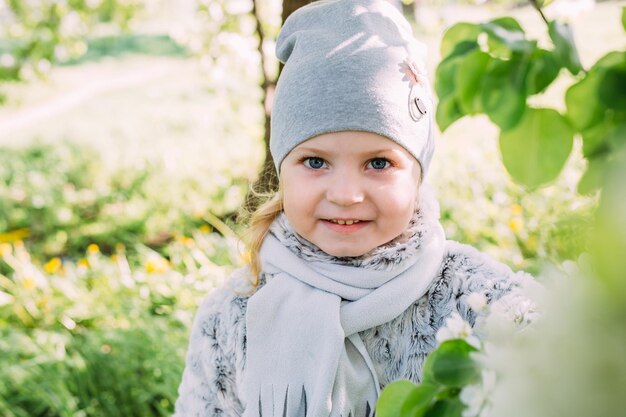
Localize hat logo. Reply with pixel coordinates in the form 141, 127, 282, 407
399, 58, 428, 122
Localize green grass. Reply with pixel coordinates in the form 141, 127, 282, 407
64, 34, 190, 65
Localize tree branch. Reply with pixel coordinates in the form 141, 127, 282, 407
529, 0, 550, 26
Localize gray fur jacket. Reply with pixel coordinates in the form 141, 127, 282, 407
174, 198, 530, 417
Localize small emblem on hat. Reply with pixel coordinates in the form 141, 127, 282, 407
409, 89, 427, 122
399, 58, 428, 122
414, 97, 427, 115
399, 58, 427, 88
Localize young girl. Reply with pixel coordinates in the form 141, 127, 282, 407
174, 0, 525, 416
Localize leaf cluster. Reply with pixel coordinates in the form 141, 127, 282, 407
565, 48, 626, 193
376, 340, 480, 417
435, 9, 626, 192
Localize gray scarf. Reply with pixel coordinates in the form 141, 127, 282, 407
241, 187, 446, 417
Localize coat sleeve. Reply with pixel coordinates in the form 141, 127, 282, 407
173, 268, 253, 417
442, 241, 539, 329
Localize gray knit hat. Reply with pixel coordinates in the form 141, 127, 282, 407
270, 0, 435, 175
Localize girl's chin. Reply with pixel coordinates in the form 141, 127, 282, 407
318, 244, 373, 258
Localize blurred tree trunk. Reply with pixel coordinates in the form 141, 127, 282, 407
282, 0, 316, 22
244, 0, 316, 215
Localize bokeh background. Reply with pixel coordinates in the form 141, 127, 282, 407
0, 0, 624, 416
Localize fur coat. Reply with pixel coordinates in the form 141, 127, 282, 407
174, 196, 531, 417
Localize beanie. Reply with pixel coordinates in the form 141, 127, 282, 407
270, 0, 435, 175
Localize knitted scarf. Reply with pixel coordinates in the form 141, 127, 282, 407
241, 188, 446, 417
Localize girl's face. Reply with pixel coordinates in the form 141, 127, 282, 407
280, 131, 421, 257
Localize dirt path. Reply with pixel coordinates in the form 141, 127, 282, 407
0, 58, 181, 140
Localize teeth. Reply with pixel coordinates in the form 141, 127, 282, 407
330, 219, 360, 225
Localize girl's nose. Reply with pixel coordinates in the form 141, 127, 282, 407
325, 172, 365, 206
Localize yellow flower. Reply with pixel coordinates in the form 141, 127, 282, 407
145, 260, 156, 273
36, 295, 50, 311
508, 218, 524, 233
145, 258, 169, 274
526, 235, 538, 252
78, 258, 90, 268
199, 224, 212, 233
0, 243, 11, 257
175, 236, 194, 247
87, 244, 100, 255
0, 228, 30, 243
511, 204, 523, 216
44, 257, 62, 274
22, 277, 36, 290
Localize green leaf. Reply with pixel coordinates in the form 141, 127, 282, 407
441, 23, 481, 58
565, 69, 604, 132
607, 123, 626, 151
481, 17, 535, 57
485, 16, 525, 32
421, 349, 437, 385
376, 380, 418, 417
481, 57, 529, 130
598, 66, 626, 111
566, 51, 625, 132
581, 122, 613, 158
499, 108, 574, 189
578, 155, 606, 195
536, 0, 555, 7
400, 384, 439, 417
424, 398, 465, 417
435, 55, 462, 99
455, 50, 491, 114
436, 95, 464, 132
444, 40, 480, 62
622, 6, 626, 32
526, 48, 561, 95
594, 50, 626, 70
549, 21, 583, 75
423, 340, 479, 388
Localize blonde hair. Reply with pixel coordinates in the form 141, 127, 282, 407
241, 187, 283, 285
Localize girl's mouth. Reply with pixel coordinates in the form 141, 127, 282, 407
328, 219, 361, 225
322, 219, 370, 234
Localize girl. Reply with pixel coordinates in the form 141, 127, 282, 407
174, 0, 526, 416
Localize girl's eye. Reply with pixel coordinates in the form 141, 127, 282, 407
368, 158, 391, 170
304, 157, 326, 169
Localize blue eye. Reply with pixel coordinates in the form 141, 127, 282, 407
368, 158, 390, 170
304, 157, 326, 169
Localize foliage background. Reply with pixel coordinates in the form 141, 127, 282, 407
0, 0, 623, 415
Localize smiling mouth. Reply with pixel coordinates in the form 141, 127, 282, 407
322, 219, 370, 234
327, 219, 362, 225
